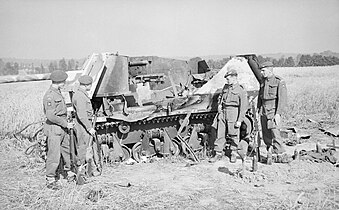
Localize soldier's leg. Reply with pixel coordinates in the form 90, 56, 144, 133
271, 128, 286, 154
209, 114, 226, 162
76, 126, 88, 165
91, 141, 100, 176
227, 121, 240, 163
260, 115, 274, 164
237, 140, 249, 161
60, 130, 76, 179
214, 113, 227, 153
260, 115, 274, 149
46, 126, 62, 183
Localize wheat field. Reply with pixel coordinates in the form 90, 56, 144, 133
0, 65, 338, 210
1, 65, 339, 138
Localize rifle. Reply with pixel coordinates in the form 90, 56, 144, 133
251, 98, 260, 172
69, 127, 77, 173
91, 114, 103, 175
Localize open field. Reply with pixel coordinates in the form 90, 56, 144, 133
0, 65, 339, 209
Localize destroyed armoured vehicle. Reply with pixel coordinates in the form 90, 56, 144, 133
64, 53, 261, 163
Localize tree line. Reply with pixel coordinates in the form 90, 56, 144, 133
207, 54, 339, 69
0, 58, 81, 76
1, 53, 339, 76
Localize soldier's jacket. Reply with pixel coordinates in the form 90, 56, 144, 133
43, 86, 68, 128
218, 83, 248, 122
72, 87, 93, 131
257, 75, 287, 119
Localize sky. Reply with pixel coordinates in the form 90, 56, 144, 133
0, 0, 338, 59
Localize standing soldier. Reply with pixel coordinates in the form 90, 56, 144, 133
43, 70, 75, 190
257, 61, 287, 164
72, 75, 100, 177
209, 66, 248, 163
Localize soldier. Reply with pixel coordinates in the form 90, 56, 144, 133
209, 66, 248, 163
43, 70, 75, 190
72, 75, 100, 177
257, 61, 287, 164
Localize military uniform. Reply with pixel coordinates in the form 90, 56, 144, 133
72, 87, 94, 165
257, 63, 287, 154
214, 82, 248, 154
43, 76, 72, 183
72, 75, 99, 175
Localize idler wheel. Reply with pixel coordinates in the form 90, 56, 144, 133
118, 123, 130, 134
121, 144, 132, 161
132, 142, 142, 163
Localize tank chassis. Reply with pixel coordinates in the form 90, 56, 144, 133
64, 52, 260, 165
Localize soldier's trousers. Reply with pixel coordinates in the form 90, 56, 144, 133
44, 123, 71, 179
75, 124, 91, 165
213, 111, 248, 154
260, 115, 285, 154
75, 123, 99, 172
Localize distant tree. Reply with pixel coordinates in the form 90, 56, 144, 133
48, 62, 55, 72
40, 64, 46, 73
48, 61, 58, 72
272, 58, 278, 67
298, 54, 312, 67
277, 58, 285, 67
0, 59, 4, 75
1, 62, 18, 75
14, 62, 19, 71
75, 61, 80, 70
67, 59, 75, 71
59, 58, 67, 71
257, 55, 265, 64
35, 66, 42, 74
284, 57, 295, 67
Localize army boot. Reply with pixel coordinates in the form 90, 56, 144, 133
208, 152, 223, 163
66, 171, 76, 182
267, 147, 272, 165
46, 177, 62, 190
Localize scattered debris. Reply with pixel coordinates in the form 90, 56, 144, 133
319, 126, 339, 137
281, 127, 311, 146
86, 189, 104, 202
299, 148, 337, 164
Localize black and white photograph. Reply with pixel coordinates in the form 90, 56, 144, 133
0, 0, 338, 209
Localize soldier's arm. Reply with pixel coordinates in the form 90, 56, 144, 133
74, 96, 93, 131
245, 55, 264, 84
44, 95, 68, 128
238, 89, 248, 122
276, 80, 287, 115
257, 92, 262, 110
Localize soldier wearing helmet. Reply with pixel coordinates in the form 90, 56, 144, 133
43, 70, 75, 190
258, 61, 287, 164
209, 65, 248, 164
72, 75, 100, 177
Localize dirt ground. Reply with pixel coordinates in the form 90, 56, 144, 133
0, 126, 338, 210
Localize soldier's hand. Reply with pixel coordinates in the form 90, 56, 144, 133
67, 122, 74, 129
218, 104, 222, 113
235, 121, 242, 128
274, 114, 281, 127
88, 128, 96, 136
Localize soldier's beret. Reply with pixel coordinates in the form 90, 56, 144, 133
78, 75, 93, 85
224, 69, 238, 78
260, 61, 274, 69
50, 70, 68, 82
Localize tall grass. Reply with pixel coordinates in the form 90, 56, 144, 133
0, 80, 50, 137
275, 65, 339, 125
0, 65, 338, 137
